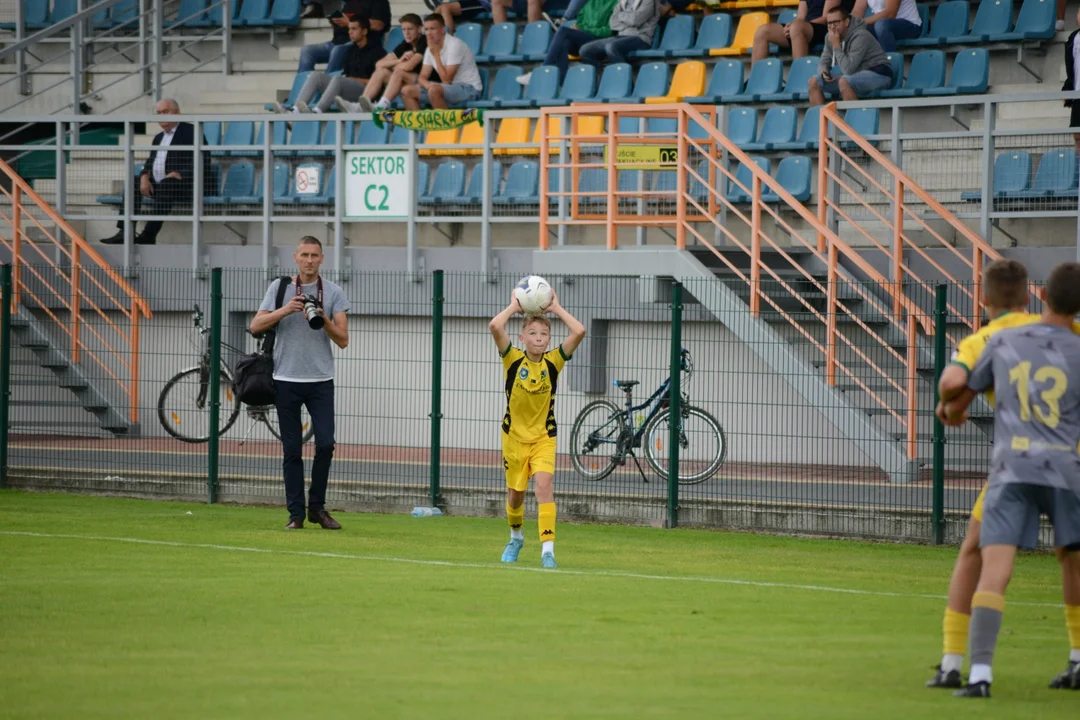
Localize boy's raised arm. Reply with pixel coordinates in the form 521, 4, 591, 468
489, 292, 521, 355
549, 291, 586, 357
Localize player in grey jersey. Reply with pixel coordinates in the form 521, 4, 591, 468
944, 261, 1080, 698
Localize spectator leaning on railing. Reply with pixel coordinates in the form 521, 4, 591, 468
277, 16, 387, 113
808, 6, 892, 105
402, 14, 484, 110
340, 13, 432, 113
850, 0, 921, 53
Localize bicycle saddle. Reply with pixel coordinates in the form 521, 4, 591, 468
614, 380, 640, 390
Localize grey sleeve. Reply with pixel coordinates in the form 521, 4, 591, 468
627, 0, 657, 30
845, 32, 873, 72
258, 280, 280, 312
967, 342, 995, 394
818, 45, 833, 76
329, 286, 350, 316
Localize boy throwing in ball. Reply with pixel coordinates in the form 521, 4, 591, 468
488, 286, 586, 569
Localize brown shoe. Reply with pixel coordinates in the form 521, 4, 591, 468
308, 509, 342, 530
285, 518, 304, 529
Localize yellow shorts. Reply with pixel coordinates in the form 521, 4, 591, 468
972, 484, 986, 523
502, 434, 556, 492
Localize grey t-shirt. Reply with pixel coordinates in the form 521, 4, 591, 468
968, 323, 1080, 493
258, 276, 350, 382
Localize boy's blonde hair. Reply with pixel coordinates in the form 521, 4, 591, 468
520, 315, 551, 332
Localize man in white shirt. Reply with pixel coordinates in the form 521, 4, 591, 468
401, 14, 483, 110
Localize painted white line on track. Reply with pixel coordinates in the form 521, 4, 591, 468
0, 530, 1064, 608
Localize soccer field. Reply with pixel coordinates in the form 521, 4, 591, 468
0, 491, 1074, 719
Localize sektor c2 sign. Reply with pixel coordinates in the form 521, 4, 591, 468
344, 150, 412, 219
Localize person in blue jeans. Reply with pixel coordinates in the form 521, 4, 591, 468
578, 0, 660, 72
808, 6, 892, 104
297, 0, 391, 71
852, 0, 921, 52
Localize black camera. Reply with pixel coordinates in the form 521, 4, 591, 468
303, 293, 324, 330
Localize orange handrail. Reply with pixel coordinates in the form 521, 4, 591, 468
0, 157, 151, 425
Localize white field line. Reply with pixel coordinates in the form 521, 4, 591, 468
0, 530, 1064, 609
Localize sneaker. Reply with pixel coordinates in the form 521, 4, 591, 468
501, 538, 524, 563
516, 71, 532, 87
295, 100, 311, 113
357, 96, 376, 113
271, 102, 289, 114
335, 95, 361, 114
541, 551, 558, 569
1056, 19, 1065, 30
1049, 661, 1080, 689
953, 681, 991, 698
926, 665, 963, 689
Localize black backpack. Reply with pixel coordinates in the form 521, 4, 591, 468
233, 276, 291, 407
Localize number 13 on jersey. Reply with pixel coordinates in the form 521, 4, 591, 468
1008, 361, 1068, 428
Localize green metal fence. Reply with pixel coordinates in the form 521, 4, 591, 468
0, 264, 1009, 544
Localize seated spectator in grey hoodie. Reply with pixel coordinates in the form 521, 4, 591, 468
578, 0, 660, 71
808, 6, 892, 105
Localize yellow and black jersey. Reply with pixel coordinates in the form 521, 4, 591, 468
500, 345, 570, 443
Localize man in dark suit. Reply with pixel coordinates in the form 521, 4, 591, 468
101, 98, 214, 245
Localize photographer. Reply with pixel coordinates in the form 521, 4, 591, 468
250, 237, 350, 530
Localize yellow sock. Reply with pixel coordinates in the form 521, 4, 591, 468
943, 607, 970, 657
538, 502, 556, 544
973, 590, 1005, 612
1067, 605, 1080, 652
506, 502, 524, 530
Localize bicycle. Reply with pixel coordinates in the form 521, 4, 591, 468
157, 304, 314, 444
568, 349, 727, 485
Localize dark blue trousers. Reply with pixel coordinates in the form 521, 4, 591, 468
274, 379, 336, 520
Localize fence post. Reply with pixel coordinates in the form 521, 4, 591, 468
931, 283, 947, 545
429, 270, 445, 509
666, 281, 683, 529
0, 264, 11, 487
207, 267, 223, 504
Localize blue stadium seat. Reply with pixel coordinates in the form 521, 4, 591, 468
603, 62, 668, 103
772, 106, 822, 151
454, 23, 484, 56
249, 0, 301, 26
634, 15, 696, 57
107, 0, 139, 27
355, 121, 389, 145
498, 65, 560, 107
96, 164, 144, 206
232, 166, 270, 205
576, 167, 609, 212
92, 4, 112, 29
237, 0, 271, 26
299, 165, 336, 204
743, 107, 797, 152
265, 72, 311, 112
947, 0, 1012, 42
962, 151, 1032, 201
915, 3, 931, 35
924, 48, 989, 95
241, 121, 289, 158
205, 162, 256, 205
726, 107, 758, 149
416, 162, 432, 198
1, 0, 50, 30
673, 14, 733, 57
880, 50, 945, 97
885, 52, 906, 90
902, 1, 969, 46
476, 23, 518, 63
762, 156, 812, 203
420, 161, 468, 204
1007, 149, 1078, 198
165, 0, 209, 29
474, 66, 524, 108
769, 7, 800, 50
283, 121, 322, 157
50, 0, 79, 24
318, 121, 351, 156
493, 161, 540, 205
270, 162, 291, 202
384, 26, 404, 51
685, 60, 743, 103
463, 163, 503, 204
756, 57, 816, 102
202, 121, 222, 148
549, 65, 596, 105
844, 108, 880, 138
594, 63, 634, 101
390, 125, 412, 145
189, 0, 227, 27
726, 156, 770, 204
516, 22, 554, 62
214, 121, 255, 157
723, 58, 782, 102
988, 0, 1055, 40
277, 162, 318, 204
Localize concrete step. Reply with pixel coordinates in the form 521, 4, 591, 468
201, 89, 277, 106
225, 70, 298, 91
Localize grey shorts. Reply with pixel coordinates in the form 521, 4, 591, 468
418, 82, 482, 108
980, 482, 1080, 550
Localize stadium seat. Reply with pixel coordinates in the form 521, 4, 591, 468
726, 107, 758, 148
50, 0, 79, 24
165, 0, 210, 29
880, 50, 945, 97
236, 0, 270, 25
463, 162, 503, 204
742, 107, 797, 151
962, 151, 1032, 201
214, 121, 255, 157
914, 2, 931, 35
762, 156, 812, 202
902, 0, 969, 46
988, 0, 1055, 40
390, 125, 412, 145
355, 121, 389, 145
843, 108, 880, 137
96, 163, 144, 206
457, 121, 485, 155
189, 0, 227, 27
265, 72, 311, 112
723, 58, 782, 102
924, 48, 989, 95
885, 53, 906, 91
419, 161, 468, 204
474, 66, 524, 108
1007, 149, 1078, 198
278, 163, 321, 205
384, 26, 404, 51
550, 64, 596, 105
634, 15, 696, 57
318, 121, 351, 156
645, 61, 706, 103
1, 0, 49, 30
476, 23, 518, 63
515, 22, 554, 62
416, 162, 432, 198
603, 62, 668, 103
107, 0, 138, 27
419, 128, 460, 157
299, 165, 336, 205
947, 0, 1012, 42
205, 162, 256, 205
493, 117, 532, 155
672, 14, 734, 57
725, 156, 770, 203
493, 161, 541, 205
594, 63, 634, 101
242, 121, 289, 158
454, 23, 484, 56
230, 165, 268, 205
575, 167, 609, 212
202, 121, 222, 148
710, 12, 769, 56
772, 106, 822, 151
92, 4, 112, 29
499, 65, 560, 107
249, 0, 301, 26
685, 60, 744, 103
283, 121, 322, 157
756, 57, 816, 102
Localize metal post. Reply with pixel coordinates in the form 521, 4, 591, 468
206, 267, 223, 503
139, 0, 149, 94
931, 283, 947, 545
407, 129, 419, 279
979, 100, 994, 246
152, 0, 164, 101
481, 118, 492, 276
0, 264, 12, 487
333, 118, 344, 277
192, 120, 203, 274
222, 0, 232, 76
71, 4, 83, 119
429, 269, 445, 508
262, 117, 273, 273
557, 114, 568, 246
666, 281, 683, 529
15, 0, 29, 96
56, 120, 67, 217
123, 121, 134, 271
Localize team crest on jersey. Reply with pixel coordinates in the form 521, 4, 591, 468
519, 367, 529, 380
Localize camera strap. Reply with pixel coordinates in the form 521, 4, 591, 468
261, 275, 292, 356
294, 275, 323, 305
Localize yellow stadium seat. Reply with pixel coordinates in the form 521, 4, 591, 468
492, 117, 532, 156
739, 0, 772, 7
419, 128, 459, 157
458, 121, 485, 156
644, 61, 706, 104
709, 12, 769, 56
767, 0, 800, 6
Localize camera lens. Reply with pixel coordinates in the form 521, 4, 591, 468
303, 296, 324, 330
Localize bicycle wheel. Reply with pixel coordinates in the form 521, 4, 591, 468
643, 405, 727, 485
157, 366, 241, 443
253, 404, 316, 444
569, 400, 624, 481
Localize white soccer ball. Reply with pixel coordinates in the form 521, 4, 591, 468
513, 275, 553, 315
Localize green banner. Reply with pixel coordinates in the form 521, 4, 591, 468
372, 107, 485, 131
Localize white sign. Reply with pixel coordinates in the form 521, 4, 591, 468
295, 165, 320, 195
344, 150, 411, 219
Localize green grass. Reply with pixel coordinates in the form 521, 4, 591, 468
0, 490, 1074, 719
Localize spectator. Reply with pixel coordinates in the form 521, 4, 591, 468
851, 0, 921, 52
491, 0, 543, 25
278, 17, 386, 113
578, 0, 660, 72
808, 6, 892, 104
516, 0, 619, 85
100, 98, 212, 246
1063, 7, 1080, 150
751, 0, 839, 63
434, 0, 486, 33
402, 14, 484, 109
301, 0, 335, 18
296, 0, 390, 73
340, 13, 431, 113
